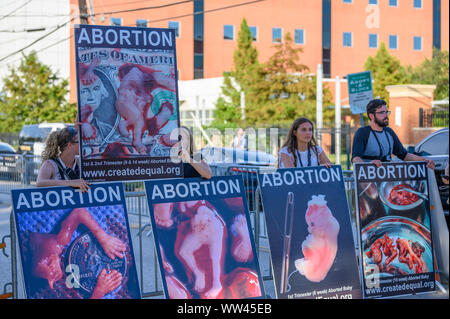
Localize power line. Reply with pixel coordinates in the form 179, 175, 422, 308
0, 0, 266, 63
0, 0, 33, 21
0, 17, 74, 63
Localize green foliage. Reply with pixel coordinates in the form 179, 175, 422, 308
364, 42, 409, 101
246, 32, 333, 127
213, 20, 335, 129
406, 48, 449, 100
0, 51, 76, 133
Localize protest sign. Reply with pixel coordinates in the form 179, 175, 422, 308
355, 162, 435, 298
74, 24, 183, 181
144, 176, 265, 299
258, 166, 362, 299
11, 183, 141, 299
347, 71, 373, 115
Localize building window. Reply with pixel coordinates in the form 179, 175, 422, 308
294, 29, 305, 44
168, 21, 180, 37
369, 0, 377, 4
272, 28, 282, 43
413, 36, 422, 50
343, 0, 352, 3
414, 0, 422, 8
389, 0, 398, 7
193, 0, 204, 79
389, 34, 398, 49
110, 17, 122, 26
343, 32, 352, 47
433, 0, 441, 49
369, 33, 378, 48
249, 26, 257, 42
136, 19, 147, 27
223, 25, 234, 40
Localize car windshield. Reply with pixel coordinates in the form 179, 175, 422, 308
416, 131, 449, 156
0, 144, 15, 153
19, 125, 53, 142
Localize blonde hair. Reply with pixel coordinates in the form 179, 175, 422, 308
41, 127, 77, 162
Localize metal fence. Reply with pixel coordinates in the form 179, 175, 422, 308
0, 155, 361, 299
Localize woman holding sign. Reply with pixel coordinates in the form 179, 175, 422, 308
36, 126, 90, 192
279, 117, 332, 168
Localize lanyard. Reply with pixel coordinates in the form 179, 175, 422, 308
371, 129, 391, 159
295, 148, 311, 167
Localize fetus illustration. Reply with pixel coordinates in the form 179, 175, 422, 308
174, 201, 227, 299
230, 214, 253, 263
115, 63, 173, 154
295, 195, 340, 282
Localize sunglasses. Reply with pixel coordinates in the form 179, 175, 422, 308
61, 126, 78, 148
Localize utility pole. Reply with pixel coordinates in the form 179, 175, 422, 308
88, 0, 95, 24
335, 76, 341, 165
78, 0, 89, 24
316, 64, 323, 147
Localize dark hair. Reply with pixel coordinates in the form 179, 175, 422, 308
280, 117, 319, 167
366, 99, 387, 117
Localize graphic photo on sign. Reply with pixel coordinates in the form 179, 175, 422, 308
144, 176, 265, 299
258, 166, 362, 299
354, 162, 435, 298
11, 183, 141, 299
74, 25, 183, 181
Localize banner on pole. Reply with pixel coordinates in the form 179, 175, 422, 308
347, 71, 373, 115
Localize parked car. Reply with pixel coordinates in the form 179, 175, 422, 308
195, 147, 277, 166
411, 128, 449, 221
195, 147, 277, 211
0, 141, 19, 180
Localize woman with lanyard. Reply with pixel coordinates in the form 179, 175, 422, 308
37, 126, 90, 192
279, 117, 332, 168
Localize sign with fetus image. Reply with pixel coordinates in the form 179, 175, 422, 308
11, 183, 141, 299
74, 24, 183, 181
355, 162, 435, 298
144, 176, 265, 299
258, 166, 362, 299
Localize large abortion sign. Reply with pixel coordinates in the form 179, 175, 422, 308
144, 176, 265, 299
258, 166, 362, 299
74, 24, 183, 181
11, 183, 141, 299
354, 162, 435, 298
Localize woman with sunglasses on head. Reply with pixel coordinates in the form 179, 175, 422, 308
279, 117, 332, 168
37, 126, 90, 192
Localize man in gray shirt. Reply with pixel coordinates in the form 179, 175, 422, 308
351, 99, 435, 169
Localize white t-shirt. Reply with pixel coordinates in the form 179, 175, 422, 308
278, 145, 324, 168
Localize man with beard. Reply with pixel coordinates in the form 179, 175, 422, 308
351, 99, 435, 169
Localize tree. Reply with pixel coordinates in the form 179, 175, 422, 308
246, 32, 333, 127
364, 42, 409, 102
0, 51, 76, 133
212, 18, 263, 128
406, 48, 449, 100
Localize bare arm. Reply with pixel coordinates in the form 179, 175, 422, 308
37, 160, 90, 192
404, 153, 435, 169
280, 153, 295, 168
352, 156, 382, 167
318, 151, 332, 168
181, 150, 212, 179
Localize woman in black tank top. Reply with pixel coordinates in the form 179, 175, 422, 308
179, 126, 212, 179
